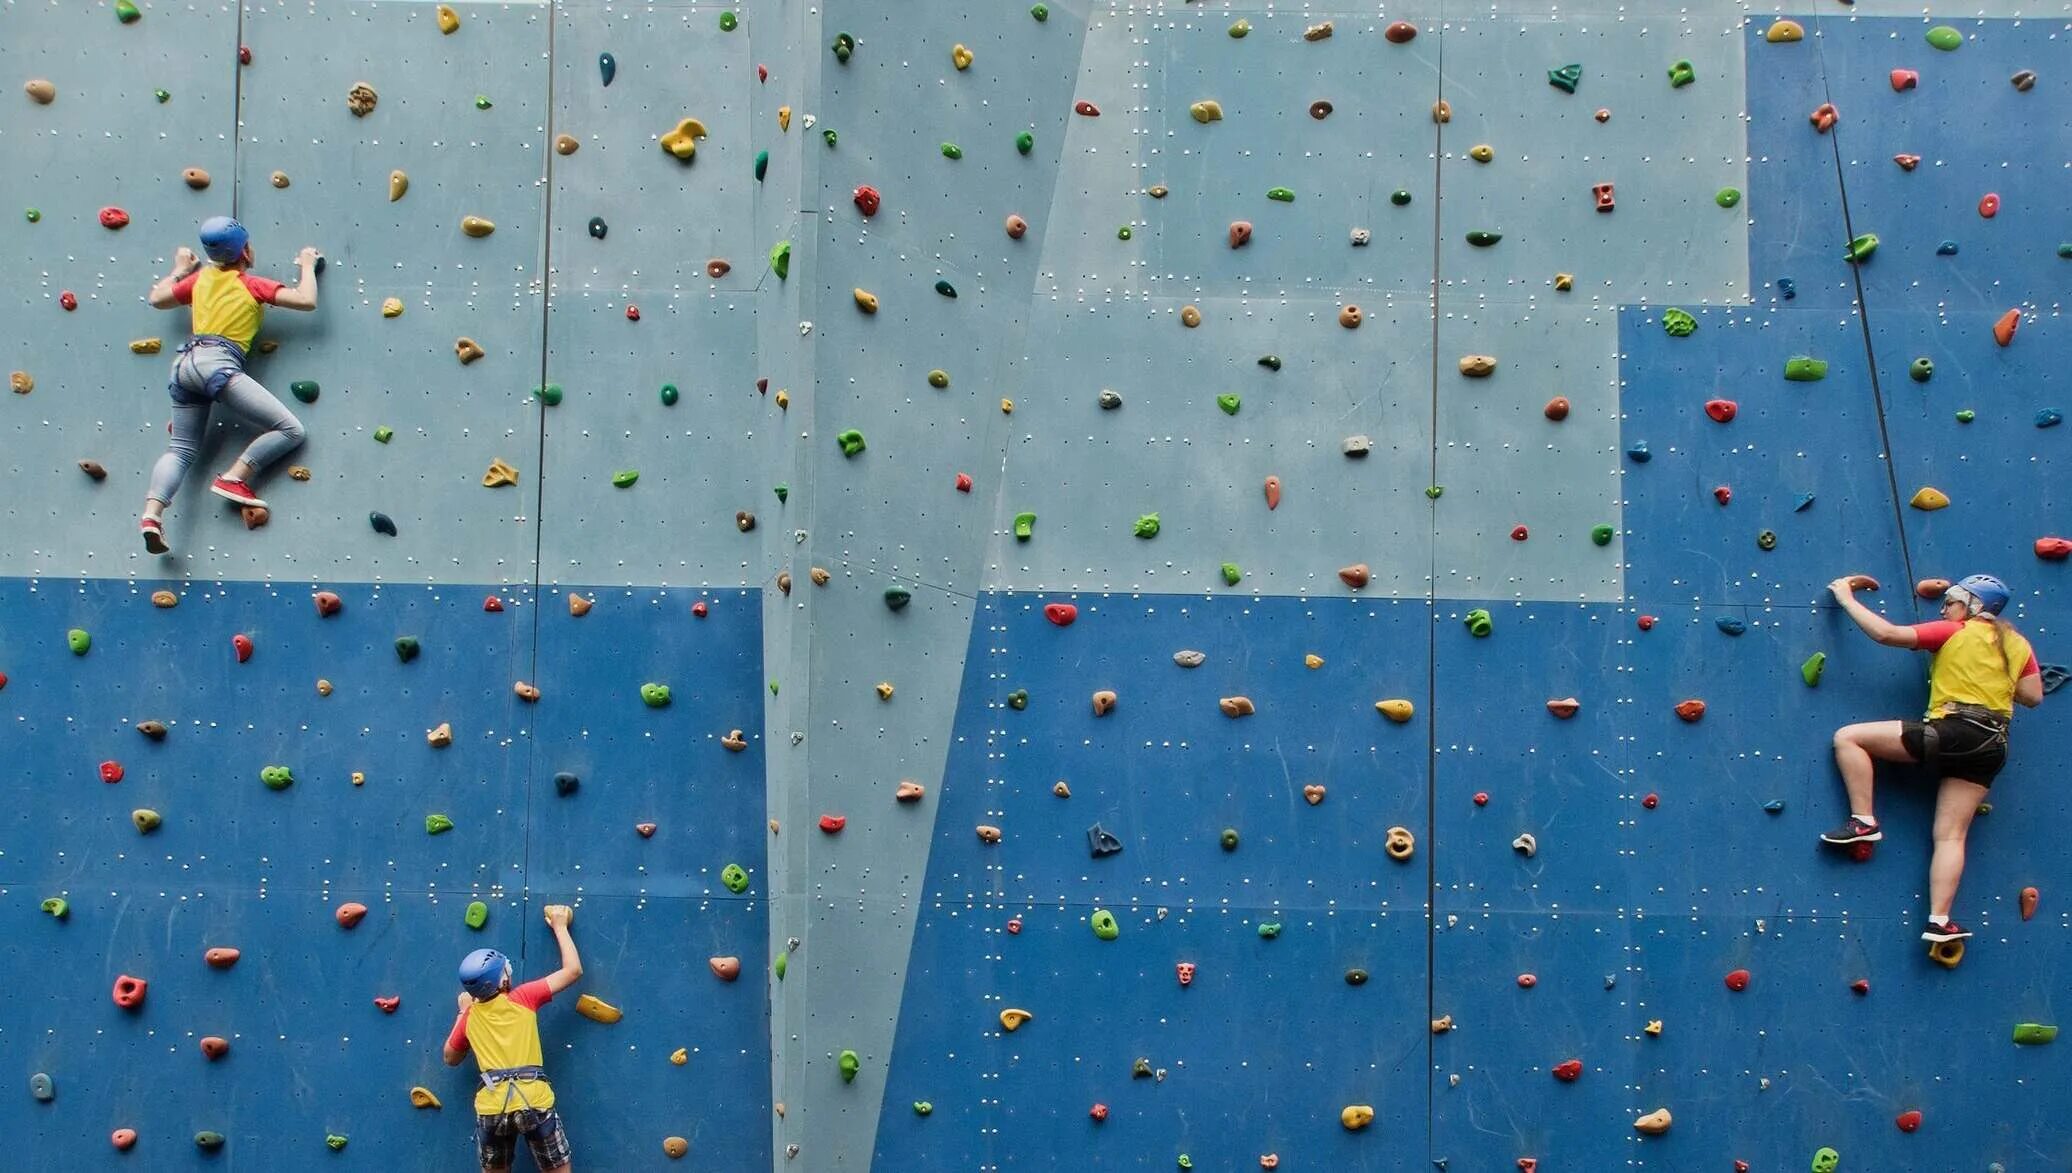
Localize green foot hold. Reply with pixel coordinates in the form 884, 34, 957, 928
611, 470, 638, 488
394, 637, 421, 663
884, 586, 912, 611
1220, 828, 1240, 850
1216, 393, 1240, 415
1031, 3, 1049, 20
1801, 652, 1827, 687
1465, 230, 1502, 247
464, 900, 489, 929
721, 863, 749, 893
773, 950, 787, 979
1016, 131, 1034, 155
290, 379, 320, 403
534, 383, 563, 406
641, 682, 672, 707
1257, 354, 1281, 371
1391, 189, 1412, 206
1784, 356, 1829, 381
1014, 512, 1036, 541
1220, 562, 1242, 585
474, 95, 492, 109
155, 89, 171, 103
1716, 188, 1742, 208
41, 897, 69, 919
26, 208, 41, 222
769, 241, 792, 279
1090, 908, 1119, 940
1227, 18, 1248, 36
1810, 1147, 1839, 1173
1662, 308, 1697, 336
1757, 529, 1778, 551
1463, 609, 1494, 637
719, 10, 737, 31
1266, 186, 1295, 202
1845, 233, 1880, 263
1667, 59, 1695, 87
260, 765, 294, 790
326, 1134, 349, 1152
1924, 25, 1962, 50
773, 483, 789, 502
1133, 513, 1160, 539
935, 279, 957, 298
1548, 63, 1582, 93
67, 628, 91, 655
836, 429, 867, 456
660, 383, 680, 405
195, 1131, 225, 1151
132, 809, 162, 833
1257, 922, 1282, 939
1910, 358, 1934, 382
940, 142, 963, 160
822, 130, 838, 149
1591, 524, 1615, 546
1955, 409, 1975, 423
913, 1101, 933, 1115
1426, 485, 1444, 499
425, 814, 455, 835
373, 425, 394, 443
1116, 225, 1133, 240
1007, 689, 1028, 710
115, 0, 141, 22
831, 32, 855, 62
2012, 1023, 2058, 1045
839, 1050, 861, 1082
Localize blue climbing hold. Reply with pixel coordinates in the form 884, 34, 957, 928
1716, 616, 1747, 636
1793, 493, 1816, 512
2039, 664, 2070, 694
599, 53, 616, 86
1776, 277, 1796, 300
2037, 409, 2062, 429
1936, 240, 1958, 255
1626, 442, 1651, 464
1763, 799, 1785, 814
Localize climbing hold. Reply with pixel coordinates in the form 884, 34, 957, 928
1016, 131, 1034, 154
1468, 145, 1495, 164
1384, 20, 1416, 43
1543, 397, 1569, 421
425, 813, 454, 834
1228, 221, 1251, 248
346, 81, 378, 116
1341, 1104, 1376, 1131
1090, 909, 1120, 940
770, 241, 792, 278
482, 458, 520, 488
1133, 513, 1160, 538
883, 586, 912, 612
1044, 602, 1078, 626
1784, 357, 1828, 381
836, 429, 866, 456
2021, 886, 2040, 920
707, 955, 743, 982
259, 764, 293, 790
394, 636, 420, 663
1219, 696, 1255, 718
1801, 653, 1827, 687
1459, 355, 1497, 377
2037, 538, 2072, 561
1925, 25, 1962, 50
999, 1008, 1033, 1032
1916, 577, 1952, 599
112, 974, 148, 1010
1004, 214, 1028, 239
135, 720, 167, 741
817, 814, 846, 835
435, 4, 459, 32
1552, 1059, 1582, 1081
1993, 308, 2020, 346
407, 1086, 443, 1110
24, 78, 55, 103
183, 166, 211, 189
895, 781, 926, 803
1463, 609, 1493, 637
1384, 826, 1416, 861
1910, 487, 1950, 511
575, 994, 622, 1024
195, 1132, 225, 1151
131, 808, 162, 833
587, 217, 607, 240
1844, 233, 1879, 263
1548, 63, 1582, 92
1705, 398, 1737, 423
2039, 409, 2063, 429
1338, 306, 1362, 328
1662, 308, 1696, 336
2012, 1023, 2058, 1045
79, 460, 107, 481
8, 371, 30, 394
285, 378, 320, 404
1189, 100, 1223, 124
1375, 699, 1415, 723
1809, 102, 1838, 133
1091, 689, 1118, 716
1766, 19, 1804, 42
29, 1072, 54, 1101
1756, 529, 1778, 552
720, 863, 750, 893
1724, 968, 1751, 992
1892, 152, 1920, 170
853, 288, 879, 314
1266, 186, 1295, 203
66, 627, 91, 656
1716, 616, 1746, 636
1633, 1108, 1673, 1135
1180, 305, 1201, 327
1667, 60, 1695, 88
640, 682, 672, 707
657, 116, 709, 162
2012, 69, 2037, 92
204, 947, 240, 969
1305, 20, 1333, 40
1339, 563, 1371, 589
1391, 189, 1413, 207
1466, 229, 1502, 247
974, 824, 1002, 844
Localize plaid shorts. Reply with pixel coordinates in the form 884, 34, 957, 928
475, 1107, 571, 1171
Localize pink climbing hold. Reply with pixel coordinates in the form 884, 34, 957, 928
1978, 192, 2000, 218
335, 902, 369, 929
99, 206, 130, 229
853, 185, 881, 217
200, 1035, 230, 1059
1516, 973, 1537, 988
1088, 1103, 1109, 1121
112, 974, 148, 1010
636, 822, 657, 837
1044, 602, 1078, 626
1705, 398, 1737, 423
1551, 1059, 1582, 1082
111, 1130, 138, 1151
1004, 214, 1028, 240
373, 995, 401, 1013
232, 633, 254, 662
1890, 69, 1918, 91
955, 472, 973, 493
1176, 961, 1196, 987
1724, 968, 1751, 992
1005, 916, 1022, 935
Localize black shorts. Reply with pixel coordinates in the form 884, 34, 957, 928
1900, 707, 2010, 787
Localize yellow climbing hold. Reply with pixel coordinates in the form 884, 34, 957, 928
1189, 99, 1224, 123
460, 216, 496, 238
151, 590, 178, 608
1459, 355, 1498, 377
1000, 397, 1014, 414
1644, 1019, 1664, 1036
670, 1048, 688, 1065
1341, 1105, 1375, 1131
381, 297, 403, 318
951, 44, 974, 70
778, 106, 791, 131
853, 288, 879, 313
1765, 19, 1803, 43
1633, 1107, 1673, 1135
999, 1008, 1034, 1032
409, 1086, 442, 1109
575, 994, 622, 1024
129, 338, 162, 355
434, 5, 459, 34
482, 458, 520, 488
1376, 698, 1416, 723
1554, 273, 1574, 292
1305, 654, 1324, 669
388, 170, 408, 201
1910, 486, 1950, 511
1469, 143, 1494, 163
660, 117, 708, 160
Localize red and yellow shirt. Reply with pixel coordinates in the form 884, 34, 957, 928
446, 979, 557, 1114
1910, 618, 2038, 720
172, 266, 283, 352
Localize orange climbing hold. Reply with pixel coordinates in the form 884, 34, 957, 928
313, 590, 343, 617
1891, 69, 1918, 91
1219, 696, 1256, 717
204, 947, 240, 969
1073, 100, 1100, 116
1263, 476, 1281, 510
895, 780, 925, 802
1303, 784, 1326, 805
1916, 577, 1951, 598
374, 995, 401, 1013
1675, 699, 1706, 722
200, 1036, 229, 1059
1546, 697, 1580, 719
1385, 20, 1416, 42
2036, 537, 2072, 561
336, 902, 369, 929
112, 1130, 137, 1151
1338, 563, 1371, 589
635, 822, 657, 838
1845, 574, 1881, 592
568, 593, 593, 616
1979, 193, 2001, 219
2021, 886, 2040, 919
1808, 102, 1838, 132
1544, 397, 1569, 421
708, 956, 742, 981
1993, 308, 2020, 346
817, 814, 846, 834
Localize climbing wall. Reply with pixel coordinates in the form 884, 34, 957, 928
3, 0, 2070, 1170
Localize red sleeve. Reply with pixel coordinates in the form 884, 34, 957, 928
445, 1004, 472, 1053
2022, 652, 2040, 677
240, 274, 285, 304
508, 979, 555, 1011
1909, 620, 1963, 651
170, 271, 200, 304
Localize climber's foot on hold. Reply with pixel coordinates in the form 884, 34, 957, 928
209, 475, 265, 508
1921, 918, 1972, 943
140, 516, 169, 555
1819, 816, 1882, 845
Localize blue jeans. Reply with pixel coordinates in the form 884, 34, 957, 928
145, 336, 305, 504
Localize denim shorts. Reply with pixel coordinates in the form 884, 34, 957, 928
475, 1107, 571, 1171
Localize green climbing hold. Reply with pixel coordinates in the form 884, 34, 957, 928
1220, 828, 1240, 850
1258, 355, 1281, 371
1007, 689, 1028, 710
1667, 59, 1695, 87
1116, 225, 1133, 241
67, 628, 90, 655
394, 636, 420, 663
719, 10, 737, 31
1845, 233, 1880, 263
1089, 908, 1120, 940
464, 901, 489, 930
773, 950, 787, 978
1227, 18, 1248, 37
25, 208, 40, 222
2013, 1023, 2058, 1045
132, 809, 162, 833
913, 1101, 933, 1115
836, 429, 867, 456
1548, 64, 1582, 93
935, 279, 957, 298
884, 586, 913, 611
195, 1132, 225, 1151
928, 369, 950, 388
259, 765, 294, 791
1784, 356, 1829, 382
2058, 243, 2072, 259
1662, 308, 1697, 336
1465, 230, 1502, 247
326, 1134, 349, 1152
831, 32, 855, 62
774, 483, 789, 503
1811, 1148, 1840, 1173
1391, 190, 1412, 206
290, 379, 319, 404
1426, 485, 1444, 499
1266, 187, 1296, 202
1956, 409, 1975, 423
1716, 188, 1742, 208
822, 129, 838, 149
373, 426, 394, 443
474, 95, 492, 110
1178, 1157, 1194, 1170
1924, 25, 1962, 50
1463, 608, 1493, 637
1014, 511, 1036, 541
1216, 393, 1241, 415
611, 470, 639, 488
534, 383, 564, 406
640, 682, 672, 707
754, 150, 768, 181
1133, 513, 1160, 539
721, 863, 750, 893
1591, 524, 1615, 546
839, 1050, 861, 1082
1801, 652, 1827, 687
941, 142, 963, 159
1016, 131, 1034, 155
660, 383, 680, 405
1220, 562, 1242, 586
770, 241, 792, 279
114, 0, 140, 22
425, 814, 455, 835
1910, 358, 1934, 382
1257, 922, 1282, 939
1031, 3, 1049, 20
1757, 529, 1778, 551
155, 89, 170, 103
40, 897, 69, 920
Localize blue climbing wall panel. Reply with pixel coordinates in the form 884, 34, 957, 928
4, 1, 2071, 1170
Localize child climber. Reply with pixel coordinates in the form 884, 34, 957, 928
138, 216, 318, 554
1821, 573, 2042, 943
444, 904, 585, 1173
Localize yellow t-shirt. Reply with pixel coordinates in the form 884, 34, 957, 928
1917, 617, 2036, 720
172, 266, 283, 351
456, 980, 557, 1115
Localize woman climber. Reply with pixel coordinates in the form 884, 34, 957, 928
444, 904, 585, 1173
138, 216, 318, 554
1821, 573, 2042, 943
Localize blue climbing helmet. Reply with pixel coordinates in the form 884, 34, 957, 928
198, 216, 249, 264
1948, 574, 2010, 616
458, 948, 512, 999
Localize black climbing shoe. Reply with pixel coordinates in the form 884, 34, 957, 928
1819, 816, 1883, 845
1921, 919, 1972, 943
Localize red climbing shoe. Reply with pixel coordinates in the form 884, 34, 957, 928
1819, 816, 1883, 845
1921, 919, 1972, 943
209, 475, 265, 508
139, 516, 169, 555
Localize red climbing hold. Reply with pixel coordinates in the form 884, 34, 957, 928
1543, 397, 1569, 421
1724, 968, 1751, 991
232, 633, 254, 662
635, 822, 657, 838
955, 472, 973, 493
1591, 182, 1615, 212
200, 1036, 229, 1059
1637, 615, 1656, 631
1473, 792, 1489, 806
312, 591, 342, 617
1705, 398, 1737, 423
112, 974, 148, 1010
1005, 916, 1022, 935
335, 902, 369, 929
1895, 1109, 1922, 1132
238, 44, 251, 64
99, 206, 130, 229
1851, 978, 1870, 995
1734, 1163, 1749, 1173
1894, 154, 1921, 170
1511, 525, 1529, 542
100, 760, 124, 783
1073, 100, 1100, 116
625, 304, 640, 321
1713, 485, 1732, 506
1993, 308, 2020, 346
1808, 102, 1838, 132
852, 185, 881, 217
59, 291, 77, 311
204, 947, 240, 969
757, 64, 768, 82
692, 599, 709, 618
373, 995, 401, 1013
1641, 793, 1659, 809
1978, 192, 2000, 219
1675, 699, 1706, 722
1385, 21, 1417, 43
1518, 1161, 1538, 1173
1551, 1059, 1582, 1081
818, 814, 847, 834
1088, 1103, 1109, 1121
483, 595, 505, 612
1044, 603, 1078, 626
2037, 537, 2072, 560
1890, 69, 1918, 91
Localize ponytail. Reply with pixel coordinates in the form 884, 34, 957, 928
1982, 613, 2025, 680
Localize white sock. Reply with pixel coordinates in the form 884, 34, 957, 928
1854, 813, 1878, 826
1929, 914, 1949, 926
